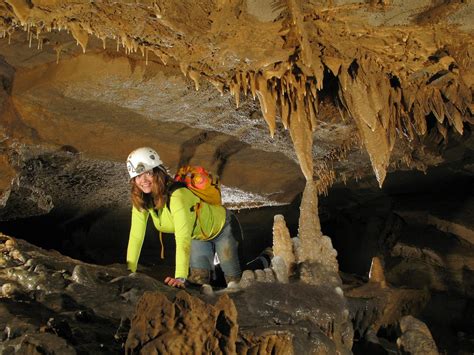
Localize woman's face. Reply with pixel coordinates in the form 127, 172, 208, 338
134, 170, 154, 193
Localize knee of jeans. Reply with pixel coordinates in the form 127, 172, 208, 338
219, 236, 237, 255
190, 255, 212, 269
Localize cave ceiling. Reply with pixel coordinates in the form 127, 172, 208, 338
0, 0, 472, 218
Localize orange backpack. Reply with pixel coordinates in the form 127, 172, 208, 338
173, 165, 222, 205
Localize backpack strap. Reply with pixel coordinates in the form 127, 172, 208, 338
165, 180, 187, 210
159, 231, 164, 259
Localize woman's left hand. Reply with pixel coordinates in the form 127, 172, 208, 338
164, 276, 186, 288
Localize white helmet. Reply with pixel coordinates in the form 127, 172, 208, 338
126, 147, 163, 179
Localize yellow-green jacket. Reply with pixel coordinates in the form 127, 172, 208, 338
126, 188, 226, 278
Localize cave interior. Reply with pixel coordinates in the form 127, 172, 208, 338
0, 0, 473, 354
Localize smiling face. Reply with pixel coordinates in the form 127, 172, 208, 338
134, 170, 155, 194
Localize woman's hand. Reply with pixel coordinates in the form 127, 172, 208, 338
164, 276, 186, 288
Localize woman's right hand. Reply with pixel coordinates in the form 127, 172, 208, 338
164, 276, 186, 288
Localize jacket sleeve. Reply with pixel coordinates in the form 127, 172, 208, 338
126, 206, 149, 272
169, 191, 196, 279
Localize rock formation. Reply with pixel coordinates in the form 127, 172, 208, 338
0, 0, 472, 353
397, 315, 439, 355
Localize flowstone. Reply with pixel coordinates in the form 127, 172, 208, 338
125, 291, 238, 354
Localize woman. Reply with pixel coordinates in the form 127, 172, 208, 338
125, 147, 242, 288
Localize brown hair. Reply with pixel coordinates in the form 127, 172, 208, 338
130, 167, 169, 211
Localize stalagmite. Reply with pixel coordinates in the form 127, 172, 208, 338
368, 256, 387, 288
271, 256, 289, 284
272, 215, 295, 279
298, 180, 321, 255
297, 180, 341, 287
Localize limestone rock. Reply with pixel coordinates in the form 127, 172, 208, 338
125, 291, 239, 354
397, 315, 439, 355
271, 255, 289, 284
272, 214, 295, 277
369, 256, 387, 288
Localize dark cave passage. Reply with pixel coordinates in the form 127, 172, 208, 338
0, 200, 301, 281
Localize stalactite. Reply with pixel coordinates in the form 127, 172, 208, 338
322, 56, 343, 76
151, 48, 168, 65
249, 72, 257, 99
255, 73, 277, 138
305, 95, 317, 131
240, 71, 248, 96
315, 167, 336, 196
288, 94, 314, 181
429, 89, 445, 124
179, 62, 188, 77
412, 99, 427, 135
280, 91, 290, 129
452, 107, 465, 135
230, 76, 240, 107
188, 69, 200, 91
208, 77, 224, 96
262, 62, 287, 80
69, 23, 89, 53
337, 56, 396, 187
437, 121, 448, 140
5, 0, 30, 26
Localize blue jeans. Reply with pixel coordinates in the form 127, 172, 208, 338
190, 210, 241, 278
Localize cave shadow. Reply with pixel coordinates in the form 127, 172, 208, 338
212, 138, 247, 177
177, 131, 219, 168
